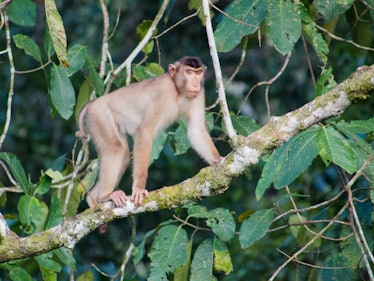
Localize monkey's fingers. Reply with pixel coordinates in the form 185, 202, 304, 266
109, 190, 128, 207
213, 156, 225, 165
131, 189, 149, 206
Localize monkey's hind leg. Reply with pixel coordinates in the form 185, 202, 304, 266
86, 118, 131, 208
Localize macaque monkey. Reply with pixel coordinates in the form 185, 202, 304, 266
76, 56, 223, 207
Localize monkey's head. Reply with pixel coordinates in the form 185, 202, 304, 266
168, 56, 206, 98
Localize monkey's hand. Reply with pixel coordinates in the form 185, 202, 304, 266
212, 156, 224, 165
131, 188, 149, 206
109, 190, 128, 207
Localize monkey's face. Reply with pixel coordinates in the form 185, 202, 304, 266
183, 66, 205, 98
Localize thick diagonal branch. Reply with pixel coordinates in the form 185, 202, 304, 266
1, 65, 373, 262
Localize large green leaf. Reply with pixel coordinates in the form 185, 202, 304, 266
7, 0, 36, 27
214, 0, 267, 52
318, 126, 356, 174
274, 127, 319, 188
148, 225, 188, 279
265, 0, 301, 55
256, 126, 319, 200
50, 63, 76, 120
239, 208, 274, 249
45, 0, 69, 67
190, 239, 214, 281
18, 195, 49, 234
12, 34, 41, 62
314, 0, 354, 21
0, 152, 31, 194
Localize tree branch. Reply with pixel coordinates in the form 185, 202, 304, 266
1, 64, 374, 262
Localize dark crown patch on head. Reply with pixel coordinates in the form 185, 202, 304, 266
177, 56, 204, 69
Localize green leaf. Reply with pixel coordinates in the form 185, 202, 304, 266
255, 144, 288, 200
150, 130, 168, 164
50, 63, 76, 120
18, 195, 49, 234
190, 239, 214, 281
213, 238, 233, 274
9, 267, 33, 281
185, 203, 208, 217
0, 152, 31, 194
67, 45, 87, 76
133, 64, 164, 81
265, 0, 301, 55
7, 0, 36, 27
136, 20, 158, 55
239, 208, 274, 249
35, 254, 62, 272
314, 0, 354, 21
230, 114, 259, 136
12, 34, 41, 62
173, 240, 193, 281
274, 127, 319, 188
173, 121, 190, 155
214, 0, 267, 52
133, 228, 158, 265
318, 126, 356, 174
300, 5, 329, 64
148, 225, 189, 278
205, 208, 236, 242
84, 56, 104, 96
77, 270, 94, 281
45, 0, 69, 66
75, 80, 93, 121
54, 247, 76, 270
34, 173, 52, 196
44, 192, 63, 229
315, 67, 336, 96
43, 30, 55, 58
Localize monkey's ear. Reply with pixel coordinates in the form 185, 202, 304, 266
168, 64, 177, 77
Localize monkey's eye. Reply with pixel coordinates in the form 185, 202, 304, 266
186, 69, 194, 75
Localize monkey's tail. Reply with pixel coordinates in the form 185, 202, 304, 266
75, 102, 91, 139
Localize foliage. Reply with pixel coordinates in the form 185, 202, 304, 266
0, 0, 374, 280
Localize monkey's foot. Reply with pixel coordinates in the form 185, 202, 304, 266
109, 190, 128, 207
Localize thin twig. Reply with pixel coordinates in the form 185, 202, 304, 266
105, 0, 170, 89
238, 52, 291, 116
99, 0, 110, 78
345, 157, 374, 280
316, 24, 374, 52
0, 12, 15, 150
202, 0, 237, 144
269, 202, 349, 280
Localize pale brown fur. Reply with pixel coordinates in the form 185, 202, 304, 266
76, 56, 223, 207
